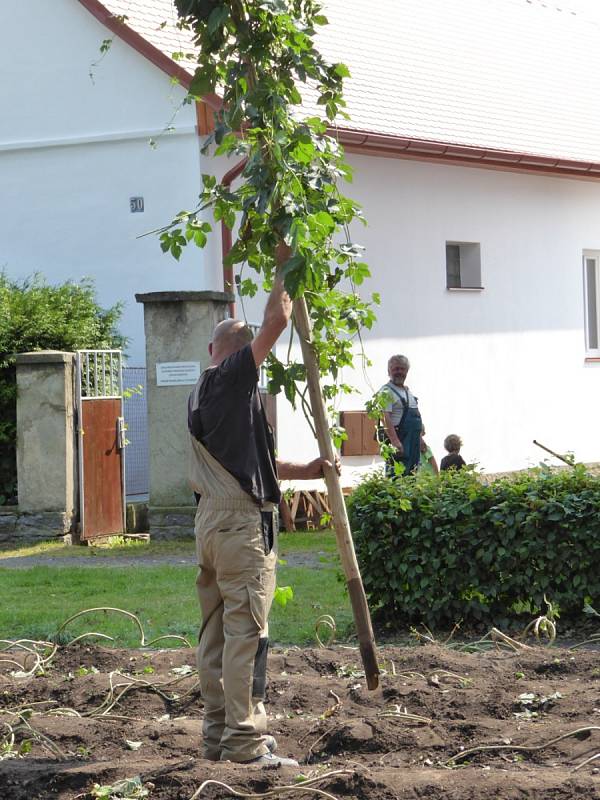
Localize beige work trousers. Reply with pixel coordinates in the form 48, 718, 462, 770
196, 500, 276, 762
191, 434, 277, 763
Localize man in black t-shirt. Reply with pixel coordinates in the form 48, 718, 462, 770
188, 340, 280, 507
188, 249, 335, 767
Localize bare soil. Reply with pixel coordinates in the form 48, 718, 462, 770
1, 642, 600, 800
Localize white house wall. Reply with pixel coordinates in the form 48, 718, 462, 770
0, 0, 218, 364
274, 155, 600, 480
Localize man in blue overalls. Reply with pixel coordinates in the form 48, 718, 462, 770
380, 355, 424, 477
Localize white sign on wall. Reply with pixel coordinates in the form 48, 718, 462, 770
156, 361, 201, 387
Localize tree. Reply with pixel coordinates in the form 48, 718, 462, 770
159, 0, 380, 686
0, 274, 125, 504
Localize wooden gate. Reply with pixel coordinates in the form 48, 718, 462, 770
76, 350, 125, 541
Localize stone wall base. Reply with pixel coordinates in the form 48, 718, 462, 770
149, 506, 196, 540
0, 510, 74, 545
126, 502, 149, 534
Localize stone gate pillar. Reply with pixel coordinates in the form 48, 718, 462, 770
135, 291, 233, 538
11, 351, 78, 543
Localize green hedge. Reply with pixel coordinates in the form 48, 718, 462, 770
0, 274, 124, 504
347, 465, 600, 629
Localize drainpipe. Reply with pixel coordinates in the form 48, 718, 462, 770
220, 158, 247, 318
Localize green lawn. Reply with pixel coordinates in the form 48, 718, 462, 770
0, 530, 339, 559
0, 532, 351, 647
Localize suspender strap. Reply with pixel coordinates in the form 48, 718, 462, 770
387, 383, 408, 408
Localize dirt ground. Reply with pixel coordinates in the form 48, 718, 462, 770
1, 641, 599, 800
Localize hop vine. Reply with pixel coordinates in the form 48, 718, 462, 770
158, 0, 378, 426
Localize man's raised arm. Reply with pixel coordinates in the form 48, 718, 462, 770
251, 243, 293, 368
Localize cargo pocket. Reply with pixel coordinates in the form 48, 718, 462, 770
246, 573, 269, 633
252, 636, 269, 698
260, 511, 274, 555
245, 568, 276, 700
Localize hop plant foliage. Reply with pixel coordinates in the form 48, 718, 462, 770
159, 0, 379, 412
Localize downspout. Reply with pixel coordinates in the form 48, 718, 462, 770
220, 158, 247, 318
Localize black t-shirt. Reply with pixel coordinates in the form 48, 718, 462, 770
440, 453, 466, 471
188, 344, 280, 505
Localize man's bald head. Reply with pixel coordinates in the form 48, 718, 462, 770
209, 319, 253, 364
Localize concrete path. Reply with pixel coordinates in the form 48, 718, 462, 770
0, 551, 333, 570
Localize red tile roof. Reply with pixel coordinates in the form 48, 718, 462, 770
80, 0, 600, 172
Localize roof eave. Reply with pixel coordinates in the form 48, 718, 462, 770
336, 129, 600, 179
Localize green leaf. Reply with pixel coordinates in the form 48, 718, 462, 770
238, 278, 258, 297
334, 62, 351, 78
193, 229, 207, 248
312, 211, 335, 234
274, 585, 294, 608
189, 68, 215, 97
346, 261, 370, 285
208, 5, 229, 35
281, 254, 306, 298
291, 140, 315, 164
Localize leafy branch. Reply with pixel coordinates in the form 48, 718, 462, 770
159, 0, 378, 426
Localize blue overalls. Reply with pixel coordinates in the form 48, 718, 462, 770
385, 388, 423, 477
395, 405, 423, 475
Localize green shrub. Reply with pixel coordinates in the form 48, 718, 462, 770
347, 465, 600, 629
0, 274, 125, 504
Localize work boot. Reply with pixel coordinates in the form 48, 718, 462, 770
241, 751, 299, 767
209, 735, 277, 762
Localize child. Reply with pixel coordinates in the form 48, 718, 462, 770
440, 434, 466, 471
418, 426, 439, 475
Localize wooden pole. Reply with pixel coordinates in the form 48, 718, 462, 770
532, 439, 575, 468
293, 297, 380, 690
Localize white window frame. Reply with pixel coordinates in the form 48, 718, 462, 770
583, 250, 600, 357
445, 241, 484, 291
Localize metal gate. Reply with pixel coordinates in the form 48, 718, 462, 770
76, 350, 126, 540
122, 366, 149, 498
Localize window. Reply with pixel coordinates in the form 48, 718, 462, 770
583, 251, 600, 356
445, 241, 483, 290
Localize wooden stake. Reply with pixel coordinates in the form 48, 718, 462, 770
293, 297, 380, 690
532, 439, 575, 468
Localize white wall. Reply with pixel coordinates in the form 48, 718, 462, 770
0, 0, 221, 364
274, 156, 600, 478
